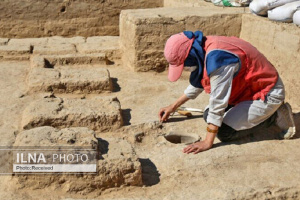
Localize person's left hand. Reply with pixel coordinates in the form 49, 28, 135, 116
183, 140, 213, 154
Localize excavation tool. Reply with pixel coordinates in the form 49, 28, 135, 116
175, 107, 204, 117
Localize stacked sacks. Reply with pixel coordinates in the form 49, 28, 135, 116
211, 0, 251, 7
250, 0, 298, 16
268, 1, 300, 22
293, 8, 300, 25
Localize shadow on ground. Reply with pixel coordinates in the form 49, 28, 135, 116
213, 112, 300, 149
166, 114, 203, 123
111, 77, 121, 92
139, 158, 160, 186
293, 112, 300, 139
97, 138, 109, 159
122, 109, 132, 126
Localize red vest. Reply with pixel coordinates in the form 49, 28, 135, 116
201, 36, 278, 105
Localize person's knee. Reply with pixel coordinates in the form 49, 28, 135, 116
217, 123, 237, 142
217, 133, 232, 142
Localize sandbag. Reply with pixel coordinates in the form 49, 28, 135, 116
211, 0, 251, 7
293, 9, 300, 25
250, 0, 299, 16
268, 1, 300, 22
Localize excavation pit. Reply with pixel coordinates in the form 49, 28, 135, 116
164, 133, 200, 144
0, 0, 300, 198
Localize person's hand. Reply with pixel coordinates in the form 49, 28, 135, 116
183, 140, 213, 154
158, 105, 176, 122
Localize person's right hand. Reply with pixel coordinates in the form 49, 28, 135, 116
158, 105, 176, 122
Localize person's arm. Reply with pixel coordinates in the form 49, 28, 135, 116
158, 94, 189, 122
206, 63, 239, 127
183, 123, 218, 154
183, 63, 239, 154
184, 84, 203, 99
159, 85, 203, 122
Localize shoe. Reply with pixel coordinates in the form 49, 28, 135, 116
276, 102, 296, 139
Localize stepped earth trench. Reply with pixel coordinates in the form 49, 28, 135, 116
0, 0, 300, 199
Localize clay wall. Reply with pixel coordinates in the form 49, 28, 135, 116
0, 0, 163, 38
120, 7, 244, 72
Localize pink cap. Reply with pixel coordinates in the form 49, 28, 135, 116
164, 33, 194, 82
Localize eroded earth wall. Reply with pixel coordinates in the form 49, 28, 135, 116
120, 7, 244, 72
0, 0, 163, 38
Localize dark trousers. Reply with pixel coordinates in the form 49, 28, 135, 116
203, 107, 277, 142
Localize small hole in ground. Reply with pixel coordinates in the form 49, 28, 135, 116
67, 139, 75, 144
164, 134, 199, 144
60, 6, 66, 13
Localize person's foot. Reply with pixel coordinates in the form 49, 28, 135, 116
276, 102, 296, 139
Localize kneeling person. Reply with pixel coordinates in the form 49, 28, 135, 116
158, 31, 296, 154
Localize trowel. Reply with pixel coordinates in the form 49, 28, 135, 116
175, 107, 203, 117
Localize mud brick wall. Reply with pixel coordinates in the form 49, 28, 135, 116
0, 0, 163, 38
120, 7, 244, 72
14, 127, 142, 192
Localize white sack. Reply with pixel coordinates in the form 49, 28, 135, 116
250, 0, 299, 16
293, 9, 300, 25
268, 1, 300, 22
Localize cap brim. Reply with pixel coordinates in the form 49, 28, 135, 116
168, 63, 184, 82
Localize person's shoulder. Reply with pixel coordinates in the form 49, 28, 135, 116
205, 50, 240, 76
